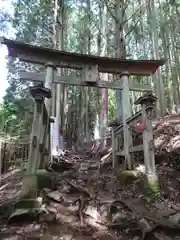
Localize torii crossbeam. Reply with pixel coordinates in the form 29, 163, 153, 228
1, 37, 165, 76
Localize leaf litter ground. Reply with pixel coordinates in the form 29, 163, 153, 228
1, 114, 180, 239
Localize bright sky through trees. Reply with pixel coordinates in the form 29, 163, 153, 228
0, 45, 9, 102
0, 0, 15, 101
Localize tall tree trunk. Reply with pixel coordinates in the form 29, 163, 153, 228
77, 7, 87, 146
56, 0, 64, 149
100, 3, 108, 148
148, 0, 166, 117
85, 0, 91, 143
94, 3, 102, 144
170, 23, 180, 112
51, 0, 58, 117
115, 0, 126, 123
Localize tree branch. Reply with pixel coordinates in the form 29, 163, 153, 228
103, 0, 118, 24
125, 16, 142, 38
42, 22, 54, 35
124, 0, 132, 11
123, 3, 146, 24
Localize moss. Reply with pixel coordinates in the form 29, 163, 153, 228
21, 174, 38, 199
21, 169, 55, 199
8, 170, 54, 222
117, 170, 140, 185
8, 207, 42, 223
145, 174, 160, 200
36, 169, 53, 190
15, 198, 42, 209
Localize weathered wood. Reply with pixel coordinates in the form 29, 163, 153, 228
30, 85, 51, 100
121, 73, 133, 169
116, 145, 143, 156
51, 82, 56, 116
83, 64, 98, 83
26, 63, 54, 175
26, 100, 44, 174
141, 106, 157, 177
19, 71, 152, 91
41, 63, 54, 166
0, 140, 2, 185
134, 92, 157, 106
114, 124, 123, 136
130, 145, 143, 152
116, 150, 124, 156
38, 106, 48, 169
114, 107, 150, 136
135, 93, 158, 184
2, 38, 165, 76
112, 130, 117, 172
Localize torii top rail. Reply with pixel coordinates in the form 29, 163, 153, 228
1, 38, 164, 76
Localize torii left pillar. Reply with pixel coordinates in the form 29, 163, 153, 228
121, 72, 133, 169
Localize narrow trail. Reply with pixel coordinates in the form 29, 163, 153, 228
0, 149, 180, 240
1, 115, 180, 239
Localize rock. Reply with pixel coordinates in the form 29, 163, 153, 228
90, 163, 98, 170
40, 234, 52, 240
8, 208, 40, 223
3, 236, 19, 240
112, 212, 127, 223
135, 164, 146, 174
117, 170, 140, 185
153, 232, 172, 240
155, 202, 166, 210
98, 204, 110, 223
138, 218, 152, 233
154, 203, 176, 217
37, 170, 55, 190
46, 206, 57, 214
133, 237, 141, 240
84, 206, 101, 222
46, 191, 64, 202
57, 181, 70, 193
79, 163, 90, 172
8, 197, 43, 223
169, 213, 180, 224
39, 212, 56, 223
56, 212, 78, 224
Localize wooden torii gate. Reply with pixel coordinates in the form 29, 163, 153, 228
1, 38, 165, 188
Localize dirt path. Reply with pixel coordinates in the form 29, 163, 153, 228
0, 148, 180, 240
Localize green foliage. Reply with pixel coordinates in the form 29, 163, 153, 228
1, 0, 180, 141
0, 0, 51, 139
108, 90, 116, 121
15, 158, 27, 171
0, 84, 33, 137
13, 0, 52, 45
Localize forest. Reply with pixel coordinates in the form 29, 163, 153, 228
0, 0, 180, 239
1, 0, 180, 142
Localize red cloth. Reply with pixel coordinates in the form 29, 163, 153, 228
135, 119, 147, 133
